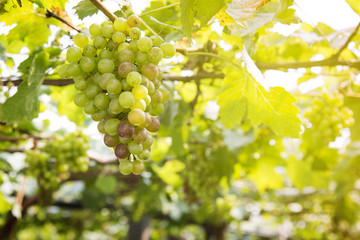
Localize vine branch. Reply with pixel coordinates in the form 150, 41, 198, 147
140, 2, 180, 17
45, 9, 81, 32
89, 0, 117, 22
332, 21, 360, 59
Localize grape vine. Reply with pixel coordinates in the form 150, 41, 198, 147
59, 14, 175, 175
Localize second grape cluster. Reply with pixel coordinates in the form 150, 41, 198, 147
59, 15, 175, 175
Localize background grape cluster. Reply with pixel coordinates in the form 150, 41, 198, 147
25, 132, 89, 190
59, 15, 175, 175
304, 93, 354, 146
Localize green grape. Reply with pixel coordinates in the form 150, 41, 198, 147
73, 76, 87, 91
128, 109, 146, 126
131, 99, 146, 111
93, 36, 107, 49
89, 23, 102, 37
66, 46, 82, 63
99, 49, 113, 59
101, 24, 115, 38
98, 119, 106, 134
58, 64, 69, 77
79, 57, 96, 72
147, 81, 155, 95
105, 118, 120, 136
85, 83, 101, 99
132, 160, 145, 175
119, 159, 133, 175
128, 40, 138, 53
74, 33, 89, 48
138, 149, 150, 160
106, 78, 122, 94
67, 62, 82, 77
128, 14, 141, 27
144, 95, 151, 105
118, 42, 130, 52
84, 100, 97, 114
114, 18, 128, 32
141, 75, 150, 87
99, 73, 115, 89
137, 37, 153, 52
142, 134, 153, 149
147, 47, 163, 64
109, 97, 124, 114
119, 91, 135, 108
98, 59, 115, 73
83, 44, 97, 57
150, 103, 164, 116
91, 109, 108, 121
159, 87, 170, 102
112, 31, 126, 44
126, 71, 142, 86
107, 39, 117, 51
150, 35, 163, 46
128, 141, 143, 155
135, 51, 149, 66
119, 49, 135, 63
94, 93, 109, 110
160, 42, 176, 58
74, 91, 88, 107
129, 27, 141, 40
121, 79, 133, 91
151, 89, 163, 104
132, 85, 148, 100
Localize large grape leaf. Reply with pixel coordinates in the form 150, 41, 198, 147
0, 1, 58, 52
195, 0, 225, 27
30, 0, 68, 9
250, 158, 283, 192
180, 0, 225, 39
218, 67, 301, 137
346, 0, 360, 16
74, 0, 99, 20
0, 52, 48, 124
180, 0, 194, 39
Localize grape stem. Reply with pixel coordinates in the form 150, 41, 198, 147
139, 2, 180, 17
45, 9, 81, 32
88, 0, 117, 22
187, 52, 242, 69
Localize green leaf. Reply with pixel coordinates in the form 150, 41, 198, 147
195, 0, 225, 27
0, 52, 48, 124
0, 192, 11, 214
250, 158, 283, 192
180, 0, 195, 40
154, 160, 185, 187
74, 0, 99, 20
346, 0, 360, 16
50, 85, 85, 125
95, 175, 117, 194
30, 0, 68, 9
218, 67, 301, 137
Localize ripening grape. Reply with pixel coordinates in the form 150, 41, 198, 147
60, 16, 174, 175
74, 33, 89, 48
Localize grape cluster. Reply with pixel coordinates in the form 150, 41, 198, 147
59, 15, 175, 175
304, 93, 354, 146
25, 132, 89, 190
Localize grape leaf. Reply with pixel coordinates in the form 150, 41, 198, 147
250, 158, 283, 192
0, 52, 48, 124
195, 0, 225, 27
154, 160, 185, 187
95, 175, 117, 194
29, 0, 68, 9
74, 0, 99, 20
218, 67, 301, 137
346, 0, 360, 16
180, 0, 195, 40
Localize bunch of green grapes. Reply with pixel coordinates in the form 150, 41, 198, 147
304, 93, 354, 146
58, 15, 175, 175
25, 132, 90, 190
184, 156, 218, 203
